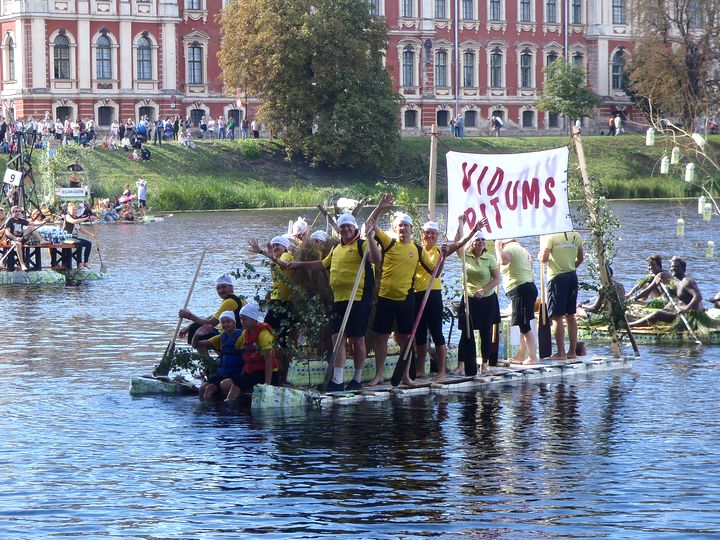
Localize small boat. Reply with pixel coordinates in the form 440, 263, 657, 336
129, 375, 199, 396
0, 268, 105, 286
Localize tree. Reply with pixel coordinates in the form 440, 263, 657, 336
626, 0, 720, 130
218, 0, 402, 170
535, 60, 600, 124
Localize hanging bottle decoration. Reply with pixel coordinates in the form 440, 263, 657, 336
676, 217, 685, 237
706, 240, 714, 259
692, 133, 706, 148
671, 146, 680, 164
703, 202, 712, 222
645, 128, 655, 146
685, 163, 695, 183
660, 155, 670, 174
698, 195, 707, 214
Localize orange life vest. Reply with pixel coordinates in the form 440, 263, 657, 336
241, 322, 279, 374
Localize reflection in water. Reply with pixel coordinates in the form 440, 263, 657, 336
2, 203, 720, 537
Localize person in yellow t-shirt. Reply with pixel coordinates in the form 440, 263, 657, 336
248, 235, 297, 353
414, 219, 479, 381
363, 194, 443, 387
287, 212, 382, 392
497, 238, 538, 365
178, 273, 246, 356
539, 231, 584, 359
452, 215, 501, 375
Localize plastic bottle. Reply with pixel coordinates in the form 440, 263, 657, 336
671, 146, 680, 164
645, 128, 655, 146
706, 240, 714, 259
698, 195, 706, 215
676, 218, 685, 237
685, 163, 695, 183
703, 202, 712, 222
660, 156, 670, 174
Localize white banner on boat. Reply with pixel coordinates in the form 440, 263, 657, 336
446, 147, 572, 239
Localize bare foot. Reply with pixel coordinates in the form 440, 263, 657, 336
401, 377, 418, 387
522, 358, 539, 365
566, 354, 577, 360
450, 365, 464, 375
416, 371, 427, 378
480, 363, 490, 374
20, 265, 28, 271
510, 355, 525, 364
366, 376, 384, 387
549, 353, 567, 360
432, 372, 446, 382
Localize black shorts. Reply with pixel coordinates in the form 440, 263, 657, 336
547, 271, 579, 318
235, 371, 279, 393
138, 199, 147, 208
507, 281, 538, 327
372, 295, 415, 335
331, 301, 371, 338
187, 323, 219, 345
414, 289, 446, 347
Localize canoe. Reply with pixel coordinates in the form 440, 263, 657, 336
0, 269, 106, 286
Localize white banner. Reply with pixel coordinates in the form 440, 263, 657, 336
446, 147, 572, 239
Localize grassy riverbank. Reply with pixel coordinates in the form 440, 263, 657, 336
75, 135, 719, 211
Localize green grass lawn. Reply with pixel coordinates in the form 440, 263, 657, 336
61, 134, 719, 211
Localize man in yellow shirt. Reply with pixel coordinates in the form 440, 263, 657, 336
497, 238, 538, 364
178, 273, 246, 355
539, 231, 584, 359
364, 194, 442, 387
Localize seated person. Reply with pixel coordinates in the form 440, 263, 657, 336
129, 148, 142, 161
580, 266, 626, 314
4, 206, 49, 271
68, 172, 81, 187
118, 203, 135, 221
196, 311, 245, 401
120, 136, 131, 150
76, 202, 97, 222
626, 254, 672, 303
629, 257, 703, 327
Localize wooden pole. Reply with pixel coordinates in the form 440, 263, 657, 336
428, 124, 438, 221
571, 127, 639, 357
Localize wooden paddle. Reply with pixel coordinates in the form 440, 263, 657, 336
659, 281, 702, 345
538, 262, 552, 358
89, 221, 107, 273
391, 251, 446, 386
457, 249, 478, 376
320, 237, 371, 393
153, 249, 207, 376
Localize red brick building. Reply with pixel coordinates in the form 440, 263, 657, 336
0, 0, 635, 134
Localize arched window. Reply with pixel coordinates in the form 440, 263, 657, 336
490, 48, 503, 88
190, 108, 205, 126
546, 51, 558, 65
137, 36, 152, 80
612, 0, 625, 24
139, 106, 155, 121
464, 110, 477, 127
98, 106, 114, 126
402, 48, 414, 86
6, 37, 15, 81
611, 50, 626, 90
435, 49, 448, 87
188, 43, 203, 84
571, 0, 582, 23
56, 106, 71, 121
522, 110, 534, 127
54, 35, 70, 80
436, 110, 449, 127
463, 51, 475, 87
520, 49, 532, 88
572, 52, 584, 67
96, 35, 112, 80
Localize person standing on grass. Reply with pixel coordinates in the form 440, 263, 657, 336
497, 238, 538, 365
241, 117, 249, 139
538, 231, 584, 360
227, 117, 236, 140
218, 116, 227, 140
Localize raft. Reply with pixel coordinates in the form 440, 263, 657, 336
129, 375, 199, 396
252, 355, 634, 410
0, 269, 106, 286
578, 324, 720, 345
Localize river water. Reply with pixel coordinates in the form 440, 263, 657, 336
1, 201, 719, 539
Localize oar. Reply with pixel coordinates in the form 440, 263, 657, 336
659, 281, 702, 345
320, 236, 371, 393
391, 251, 446, 386
538, 263, 552, 358
153, 249, 207, 376
89, 221, 107, 273
457, 249, 478, 376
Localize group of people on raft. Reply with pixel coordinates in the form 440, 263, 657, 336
180, 193, 698, 402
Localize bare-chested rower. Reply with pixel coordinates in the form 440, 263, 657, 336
626, 254, 672, 303
629, 256, 703, 327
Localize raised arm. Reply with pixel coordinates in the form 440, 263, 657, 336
363, 217, 382, 264
496, 239, 513, 265
447, 218, 487, 256
365, 193, 394, 225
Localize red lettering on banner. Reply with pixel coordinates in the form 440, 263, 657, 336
489, 197, 503, 229
505, 181, 519, 210
464, 207, 477, 228
521, 178, 540, 209
475, 165, 489, 193
461, 162, 477, 192
478, 203, 490, 233
543, 177, 556, 207
487, 167, 504, 196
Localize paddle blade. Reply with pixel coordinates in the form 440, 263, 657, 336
153, 345, 174, 377
538, 305, 552, 359
458, 330, 477, 376
391, 347, 410, 387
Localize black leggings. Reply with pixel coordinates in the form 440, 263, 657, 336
458, 293, 501, 366
414, 290, 446, 347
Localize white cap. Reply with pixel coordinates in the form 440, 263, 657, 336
292, 217, 308, 236
393, 212, 413, 227
216, 274, 234, 287
219, 311, 236, 322
337, 213, 357, 228
310, 230, 327, 242
472, 232, 485, 242
270, 235, 290, 250
422, 221, 439, 232
239, 302, 263, 322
